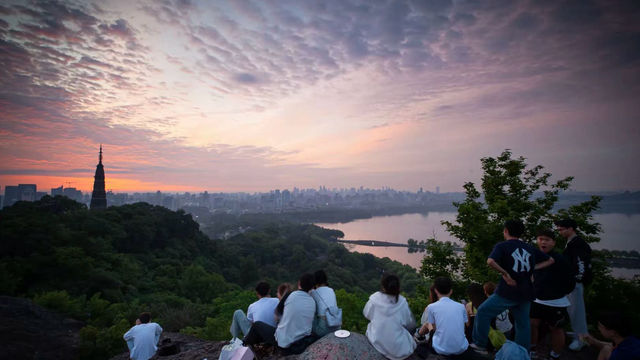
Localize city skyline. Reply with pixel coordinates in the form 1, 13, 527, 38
1, 0, 639, 193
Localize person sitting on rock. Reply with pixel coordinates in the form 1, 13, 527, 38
364, 273, 416, 360
417, 277, 472, 359
243, 274, 317, 355
584, 311, 640, 360
123, 312, 163, 360
274, 282, 293, 324
230, 281, 279, 339
310, 269, 340, 337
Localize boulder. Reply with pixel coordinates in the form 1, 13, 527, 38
0, 296, 84, 360
298, 332, 388, 360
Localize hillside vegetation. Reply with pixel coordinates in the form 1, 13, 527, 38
0, 195, 420, 359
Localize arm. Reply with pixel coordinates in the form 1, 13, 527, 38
155, 324, 163, 344
534, 257, 555, 270
123, 326, 135, 341
574, 242, 591, 281
487, 258, 516, 286
418, 322, 434, 336
363, 299, 373, 320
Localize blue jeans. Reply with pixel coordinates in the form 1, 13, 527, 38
472, 294, 531, 350
230, 309, 251, 338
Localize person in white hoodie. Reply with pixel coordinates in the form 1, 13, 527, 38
364, 273, 416, 360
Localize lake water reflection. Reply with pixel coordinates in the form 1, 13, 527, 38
316, 212, 640, 278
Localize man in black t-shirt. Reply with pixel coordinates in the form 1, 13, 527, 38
555, 218, 593, 351
470, 220, 555, 354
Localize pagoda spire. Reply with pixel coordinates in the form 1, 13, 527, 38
90, 145, 107, 210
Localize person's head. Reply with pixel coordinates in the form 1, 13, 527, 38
299, 273, 315, 292
255, 281, 270, 298
428, 284, 438, 304
277, 283, 292, 299
483, 282, 496, 297
433, 276, 453, 298
381, 273, 401, 302
503, 219, 525, 239
314, 270, 328, 287
139, 312, 151, 324
467, 283, 487, 308
555, 218, 578, 239
597, 311, 632, 340
536, 229, 557, 254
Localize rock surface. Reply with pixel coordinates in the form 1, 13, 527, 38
0, 296, 84, 360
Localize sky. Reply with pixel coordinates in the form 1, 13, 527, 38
1, 0, 639, 193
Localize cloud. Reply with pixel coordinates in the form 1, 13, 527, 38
1, 0, 639, 192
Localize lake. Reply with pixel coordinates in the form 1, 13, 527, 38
316, 212, 640, 278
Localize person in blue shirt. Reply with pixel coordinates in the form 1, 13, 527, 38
123, 312, 163, 360
585, 311, 640, 360
471, 220, 555, 354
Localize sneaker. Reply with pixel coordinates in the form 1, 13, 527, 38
469, 343, 488, 355
569, 338, 587, 351
549, 350, 561, 359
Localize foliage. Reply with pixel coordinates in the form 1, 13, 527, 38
442, 150, 602, 282
418, 239, 464, 281
335, 288, 368, 332
0, 195, 419, 359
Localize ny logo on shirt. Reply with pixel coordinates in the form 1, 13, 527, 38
511, 248, 531, 272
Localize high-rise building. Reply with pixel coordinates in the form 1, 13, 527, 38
18, 184, 37, 201
90, 145, 107, 210
51, 186, 63, 196
3, 186, 18, 208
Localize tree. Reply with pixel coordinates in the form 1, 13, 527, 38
442, 150, 602, 282
419, 239, 463, 281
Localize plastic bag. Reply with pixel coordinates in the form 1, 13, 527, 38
218, 338, 244, 360
495, 340, 530, 360
488, 326, 507, 349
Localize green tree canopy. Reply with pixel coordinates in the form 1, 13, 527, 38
442, 150, 602, 282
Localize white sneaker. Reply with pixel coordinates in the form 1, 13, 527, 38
569, 338, 587, 351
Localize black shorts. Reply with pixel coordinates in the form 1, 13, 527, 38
530, 302, 569, 328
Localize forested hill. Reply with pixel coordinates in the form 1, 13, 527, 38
0, 196, 420, 359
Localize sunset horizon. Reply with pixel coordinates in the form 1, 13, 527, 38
2, 0, 639, 193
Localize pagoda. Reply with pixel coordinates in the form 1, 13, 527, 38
90, 145, 107, 210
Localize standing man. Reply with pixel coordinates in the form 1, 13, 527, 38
530, 229, 575, 360
123, 312, 163, 360
471, 220, 555, 354
230, 281, 279, 339
555, 218, 593, 351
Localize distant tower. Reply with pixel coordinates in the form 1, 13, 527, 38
90, 145, 107, 210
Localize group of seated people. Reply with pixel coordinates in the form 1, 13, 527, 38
227, 220, 640, 360
230, 270, 340, 355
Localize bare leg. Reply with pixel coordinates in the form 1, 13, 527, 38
530, 318, 541, 348
549, 326, 565, 354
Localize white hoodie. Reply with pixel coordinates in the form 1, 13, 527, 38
363, 291, 416, 360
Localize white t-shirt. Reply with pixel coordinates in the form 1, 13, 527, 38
534, 296, 571, 308
247, 297, 279, 327
310, 286, 337, 316
275, 290, 315, 348
123, 322, 163, 360
426, 297, 469, 356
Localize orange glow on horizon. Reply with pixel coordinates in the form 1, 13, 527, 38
0, 175, 205, 193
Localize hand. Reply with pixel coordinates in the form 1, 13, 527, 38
135, 318, 141, 325
502, 273, 516, 286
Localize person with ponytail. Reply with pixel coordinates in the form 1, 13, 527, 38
363, 273, 416, 360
